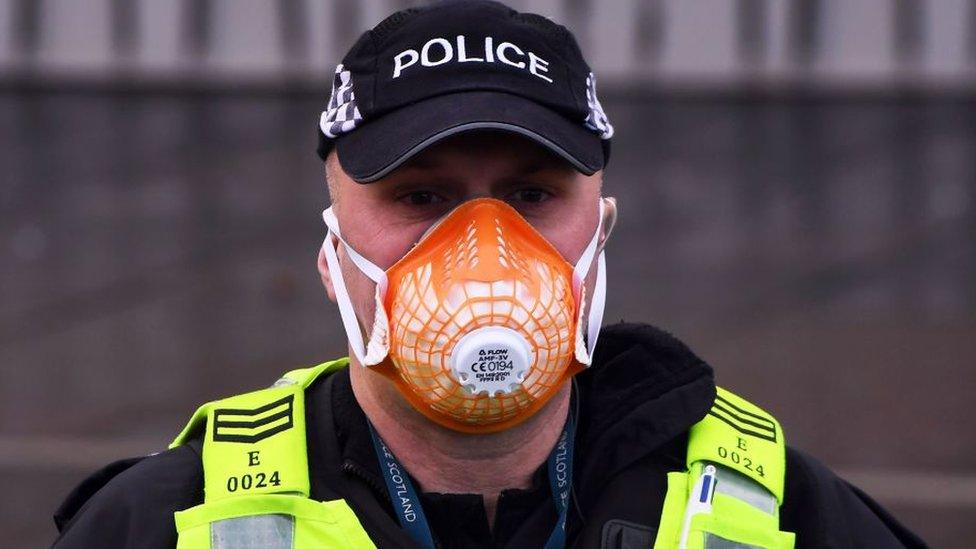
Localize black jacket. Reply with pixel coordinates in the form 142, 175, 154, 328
53, 323, 925, 548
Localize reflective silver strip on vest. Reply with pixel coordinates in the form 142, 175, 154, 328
705, 533, 763, 549
211, 514, 294, 549
712, 464, 776, 515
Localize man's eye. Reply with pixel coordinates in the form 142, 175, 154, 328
509, 188, 551, 204
402, 191, 444, 206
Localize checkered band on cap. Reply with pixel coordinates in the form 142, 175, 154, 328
320, 64, 363, 139
583, 72, 614, 139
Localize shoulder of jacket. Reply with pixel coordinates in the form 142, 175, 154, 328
781, 445, 927, 546
53, 442, 203, 541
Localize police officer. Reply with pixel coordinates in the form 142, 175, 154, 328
53, 1, 925, 547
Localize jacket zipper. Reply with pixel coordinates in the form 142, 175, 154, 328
341, 458, 393, 506
342, 459, 447, 549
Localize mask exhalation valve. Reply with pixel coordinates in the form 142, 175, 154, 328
450, 326, 532, 396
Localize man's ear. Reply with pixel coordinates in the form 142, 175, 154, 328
599, 196, 618, 252
318, 245, 338, 303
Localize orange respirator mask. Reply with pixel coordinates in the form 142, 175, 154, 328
322, 198, 614, 433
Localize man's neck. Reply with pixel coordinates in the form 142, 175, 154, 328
350, 362, 571, 528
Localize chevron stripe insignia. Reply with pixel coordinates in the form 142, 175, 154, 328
707, 393, 778, 443
212, 394, 295, 443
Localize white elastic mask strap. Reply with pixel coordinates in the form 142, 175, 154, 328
572, 199, 606, 295
572, 199, 609, 359
587, 251, 607, 357
321, 207, 387, 365
322, 208, 387, 285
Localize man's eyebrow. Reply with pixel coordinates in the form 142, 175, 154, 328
520, 161, 573, 174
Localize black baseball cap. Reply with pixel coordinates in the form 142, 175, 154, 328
316, 0, 614, 183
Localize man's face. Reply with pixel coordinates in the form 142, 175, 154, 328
318, 131, 607, 348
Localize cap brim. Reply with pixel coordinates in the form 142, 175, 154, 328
334, 91, 604, 183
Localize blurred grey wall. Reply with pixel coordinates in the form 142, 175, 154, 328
1, 0, 975, 91
2, 1, 975, 548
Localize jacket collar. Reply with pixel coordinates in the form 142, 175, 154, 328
574, 322, 715, 498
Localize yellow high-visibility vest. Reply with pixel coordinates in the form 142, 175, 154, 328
170, 358, 794, 548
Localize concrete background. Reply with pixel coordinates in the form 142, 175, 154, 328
2, 0, 976, 546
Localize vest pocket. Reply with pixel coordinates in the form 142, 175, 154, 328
686, 493, 795, 549
174, 494, 376, 549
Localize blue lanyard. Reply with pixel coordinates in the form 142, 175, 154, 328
368, 416, 576, 549
368, 422, 436, 549
543, 414, 575, 549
